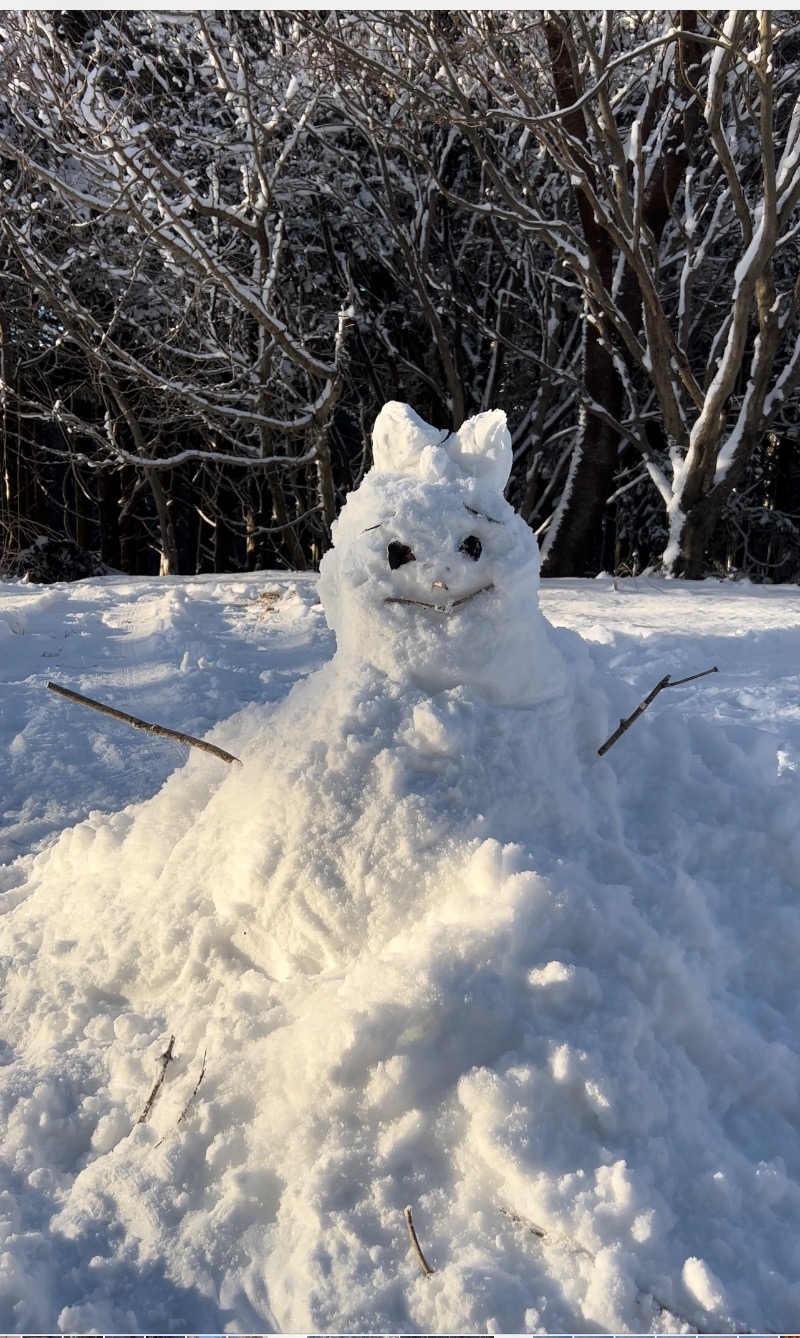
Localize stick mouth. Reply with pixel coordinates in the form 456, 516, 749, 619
384, 583, 495, 613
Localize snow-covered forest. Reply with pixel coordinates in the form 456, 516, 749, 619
2, 10, 800, 583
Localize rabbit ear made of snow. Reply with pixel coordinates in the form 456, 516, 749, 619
446, 410, 512, 491
371, 401, 449, 475
371, 401, 512, 491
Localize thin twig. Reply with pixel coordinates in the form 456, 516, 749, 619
597, 666, 719, 755
154, 1046, 207, 1148
47, 681, 241, 765
137, 1034, 176, 1125
500, 1207, 731, 1331
500, 1207, 547, 1239
178, 1046, 207, 1124
403, 1204, 434, 1276
385, 583, 494, 612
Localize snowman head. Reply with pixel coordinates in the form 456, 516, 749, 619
318, 402, 567, 705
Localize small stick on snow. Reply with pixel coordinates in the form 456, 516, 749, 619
154, 1047, 207, 1148
47, 681, 241, 765
500, 1207, 547, 1239
500, 1208, 720, 1330
137, 1035, 176, 1125
597, 666, 719, 756
403, 1204, 434, 1276
177, 1046, 207, 1124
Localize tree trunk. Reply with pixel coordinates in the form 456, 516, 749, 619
539, 19, 623, 576
245, 474, 270, 570
213, 470, 237, 573
73, 464, 92, 550
671, 425, 760, 578
541, 328, 624, 575
147, 470, 179, 576
115, 467, 140, 574
672, 499, 725, 579
540, 16, 702, 577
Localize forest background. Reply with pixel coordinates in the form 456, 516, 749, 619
1, 9, 800, 584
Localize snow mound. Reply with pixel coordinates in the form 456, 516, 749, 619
1, 408, 799, 1333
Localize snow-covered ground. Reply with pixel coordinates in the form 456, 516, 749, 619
1, 563, 799, 1336
2, 391, 800, 1338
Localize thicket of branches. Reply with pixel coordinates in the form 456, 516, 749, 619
1, 10, 799, 581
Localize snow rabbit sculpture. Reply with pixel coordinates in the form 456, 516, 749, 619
318, 401, 569, 707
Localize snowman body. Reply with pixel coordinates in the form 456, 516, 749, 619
199, 402, 594, 975
6, 403, 594, 986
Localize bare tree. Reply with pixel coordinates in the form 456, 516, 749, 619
314, 10, 800, 577
0, 10, 352, 572
304, 12, 588, 538
3, 11, 799, 581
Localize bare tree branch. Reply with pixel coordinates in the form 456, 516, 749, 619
597, 666, 719, 756
47, 681, 241, 765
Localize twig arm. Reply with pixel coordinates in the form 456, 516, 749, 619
664, 666, 720, 688
597, 665, 718, 756
47, 681, 241, 765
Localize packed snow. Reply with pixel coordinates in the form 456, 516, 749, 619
1, 403, 800, 1336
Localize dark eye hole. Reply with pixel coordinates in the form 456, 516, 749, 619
459, 535, 482, 561
388, 541, 416, 569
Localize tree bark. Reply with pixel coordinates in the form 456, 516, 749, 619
540, 16, 702, 576
673, 500, 726, 579
147, 469, 179, 576
539, 19, 624, 576
541, 342, 624, 576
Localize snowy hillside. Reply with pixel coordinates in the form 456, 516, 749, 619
2, 460, 800, 1333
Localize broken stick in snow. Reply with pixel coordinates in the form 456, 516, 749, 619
137, 1034, 176, 1125
154, 1047, 207, 1148
47, 681, 241, 765
403, 1204, 434, 1276
177, 1046, 207, 1124
597, 666, 719, 756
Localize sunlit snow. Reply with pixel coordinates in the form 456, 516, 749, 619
1, 405, 800, 1335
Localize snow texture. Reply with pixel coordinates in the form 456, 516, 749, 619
1, 405, 800, 1335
